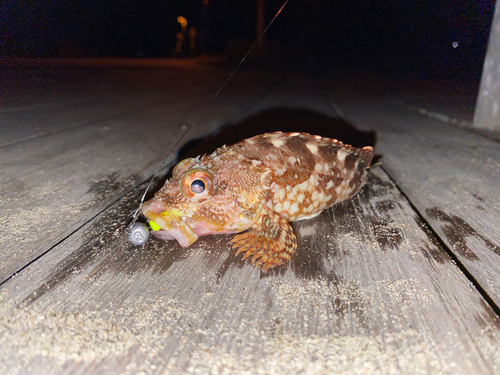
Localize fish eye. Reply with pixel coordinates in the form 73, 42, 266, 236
190, 179, 206, 194
181, 169, 213, 199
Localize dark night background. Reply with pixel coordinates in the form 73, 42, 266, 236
0, 0, 496, 79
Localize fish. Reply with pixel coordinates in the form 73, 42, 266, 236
142, 132, 373, 271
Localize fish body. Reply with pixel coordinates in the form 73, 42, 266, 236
142, 132, 373, 270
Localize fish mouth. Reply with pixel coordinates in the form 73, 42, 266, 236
142, 202, 198, 247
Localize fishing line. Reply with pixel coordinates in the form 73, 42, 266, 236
129, 0, 290, 245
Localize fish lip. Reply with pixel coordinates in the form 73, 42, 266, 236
142, 203, 198, 247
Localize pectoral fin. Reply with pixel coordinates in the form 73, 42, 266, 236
231, 206, 297, 271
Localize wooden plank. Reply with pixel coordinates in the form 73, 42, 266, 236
0, 93, 174, 147
318, 75, 500, 306
0, 57, 228, 108
1, 167, 499, 373
0, 61, 248, 147
0, 65, 280, 283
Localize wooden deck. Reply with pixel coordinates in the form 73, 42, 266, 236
1, 58, 500, 374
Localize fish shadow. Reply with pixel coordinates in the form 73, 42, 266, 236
178, 107, 377, 160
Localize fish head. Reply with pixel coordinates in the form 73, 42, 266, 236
142, 149, 271, 247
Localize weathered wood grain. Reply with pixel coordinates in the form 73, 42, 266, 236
0, 64, 280, 283
0, 93, 172, 147
0, 57, 228, 108
1, 168, 499, 374
0, 61, 265, 146
318, 76, 500, 306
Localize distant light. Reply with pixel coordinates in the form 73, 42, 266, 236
177, 16, 188, 27
452, 41, 459, 48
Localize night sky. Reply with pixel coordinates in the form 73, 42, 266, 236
0, 0, 496, 79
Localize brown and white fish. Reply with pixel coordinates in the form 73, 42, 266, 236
142, 132, 373, 271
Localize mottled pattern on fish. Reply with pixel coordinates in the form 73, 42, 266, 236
142, 132, 373, 271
